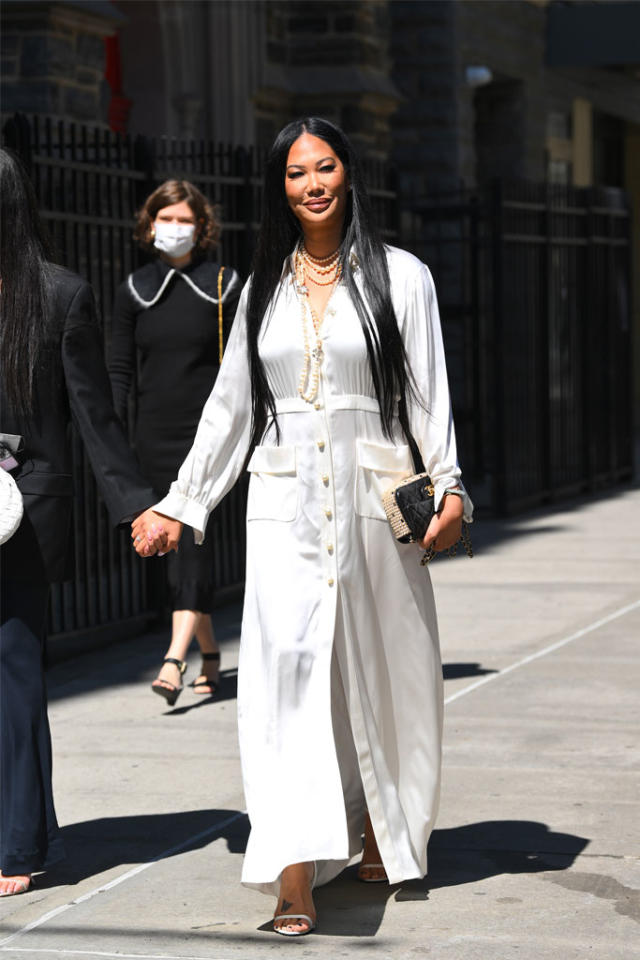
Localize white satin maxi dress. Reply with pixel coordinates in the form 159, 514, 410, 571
154, 246, 473, 895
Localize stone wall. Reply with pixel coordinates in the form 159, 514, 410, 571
455, 0, 547, 186
4, 1, 639, 187
255, 0, 400, 158
390, 0, 548, 197
1, 1, 123, 126
113, 0, 399, 159
391, 0, 640, 198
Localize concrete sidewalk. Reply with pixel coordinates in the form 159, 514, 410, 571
1, 486, 638, 959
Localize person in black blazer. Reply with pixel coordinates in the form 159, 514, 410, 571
0, 148, 155, 895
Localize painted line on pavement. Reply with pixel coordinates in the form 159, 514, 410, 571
444, 597, 640, 706
3, 599, 638, 952
1, 950, 235, 960
0, 810, 247, 950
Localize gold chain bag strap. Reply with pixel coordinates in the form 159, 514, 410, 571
381, 433, 472, 566
217, 265, 225, 364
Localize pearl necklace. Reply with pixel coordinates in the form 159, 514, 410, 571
301, 243, 342, 286
303, 246, 340, 265
295, 245, 340, 404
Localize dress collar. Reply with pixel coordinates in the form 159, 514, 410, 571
127, 257, 237, 308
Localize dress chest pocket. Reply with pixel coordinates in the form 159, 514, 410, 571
246, 445, 298, 522
355, 439, 413, 521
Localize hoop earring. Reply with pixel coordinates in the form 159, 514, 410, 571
150, 227, 156, 240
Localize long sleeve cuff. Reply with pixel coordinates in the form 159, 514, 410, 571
154, 484, 210, 544
433, 478, 474, 523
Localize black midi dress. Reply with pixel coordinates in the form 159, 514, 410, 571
109, 257, 240, 612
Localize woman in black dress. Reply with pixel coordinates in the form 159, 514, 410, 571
110, 181, 240, 706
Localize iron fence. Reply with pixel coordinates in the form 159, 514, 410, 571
4, 111, 631, 640
407, 181, 633, 513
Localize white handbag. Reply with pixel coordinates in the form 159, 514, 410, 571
0, 466, 24, 545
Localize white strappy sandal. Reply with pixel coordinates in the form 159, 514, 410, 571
273, 862, 317, 937
358, 861, 388, 883
273, 912, 316, 937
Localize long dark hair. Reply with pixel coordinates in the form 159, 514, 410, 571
246, 117, 414, 453
0, 148, 53, 417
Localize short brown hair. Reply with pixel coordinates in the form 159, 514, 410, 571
134, 179, 221, 254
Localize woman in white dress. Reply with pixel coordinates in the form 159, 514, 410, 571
132, 117, 473, 936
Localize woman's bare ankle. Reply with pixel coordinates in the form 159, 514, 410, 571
273, 862, 317, 934
276, 862, 315, 913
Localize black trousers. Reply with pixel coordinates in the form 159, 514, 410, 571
0, 519, 64, 874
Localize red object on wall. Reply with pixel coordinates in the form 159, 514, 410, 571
104, 34, 131, 134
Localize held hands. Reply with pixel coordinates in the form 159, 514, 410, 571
420, 491, 464, 553
131, 509, 183, 557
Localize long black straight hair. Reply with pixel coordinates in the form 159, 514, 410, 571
0, 148, 53, 418
246, 117, 415, 453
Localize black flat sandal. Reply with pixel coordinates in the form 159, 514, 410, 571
188, 651, 220, 695
151, 657, 187, 706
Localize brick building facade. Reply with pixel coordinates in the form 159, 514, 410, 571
1, 0, 124, 124
2, 0, 640, 468
3, 1, 637, 191
107, 0, 400, 158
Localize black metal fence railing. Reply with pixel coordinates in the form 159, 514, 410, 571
407, 181, 633, 514
3, 112, 632, 639
2, 113, 399, 639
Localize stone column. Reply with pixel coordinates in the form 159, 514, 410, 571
390, 0, 459, 198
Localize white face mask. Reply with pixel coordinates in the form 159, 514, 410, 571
153, 222, 196, 259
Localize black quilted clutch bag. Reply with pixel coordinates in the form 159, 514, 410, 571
382, 473, 435, 544
381, 425, 472, 564
382, 473, 473, 564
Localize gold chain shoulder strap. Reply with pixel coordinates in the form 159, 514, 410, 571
217, 265, 225, 364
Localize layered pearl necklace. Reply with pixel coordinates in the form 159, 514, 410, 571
295, 243, 342, 404
301, 244, 341, 286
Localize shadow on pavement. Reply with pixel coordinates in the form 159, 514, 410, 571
31, 817, 588, 941
396, 819, 590, 901
271, 819, 589, 939
159, 668, 238, 713
46, 602, 243, 703
44, 808, 249, 888
442, 662, 498, 680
